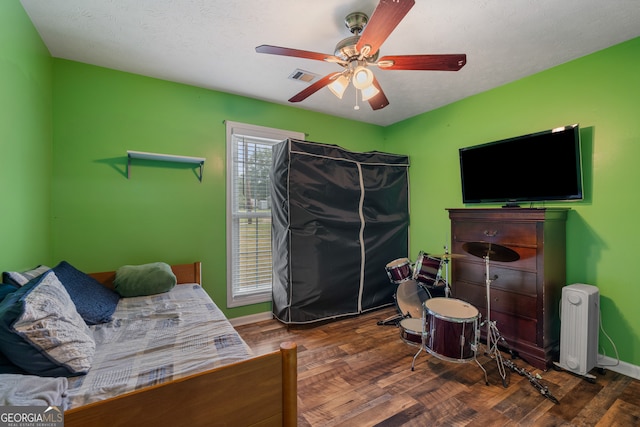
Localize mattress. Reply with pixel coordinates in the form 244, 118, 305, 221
66, 284, 252, 408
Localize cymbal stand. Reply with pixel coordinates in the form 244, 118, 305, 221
480, 274, 560, 399
482, 254, 508, 387
442, 246, 451, 298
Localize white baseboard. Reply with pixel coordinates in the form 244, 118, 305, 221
598, 354, 640, 380
229, 311, 273, 327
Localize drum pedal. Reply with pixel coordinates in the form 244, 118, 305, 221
377, 313, 404, 326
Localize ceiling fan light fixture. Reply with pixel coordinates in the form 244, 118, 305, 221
360, 84, 380, 101
328, 74, 350, 99
256, 1, 467, 111
352, 66, 374, 89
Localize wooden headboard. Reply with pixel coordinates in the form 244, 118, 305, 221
88, 262, 202, 289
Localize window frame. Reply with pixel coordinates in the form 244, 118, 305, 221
225, 121, 304, 308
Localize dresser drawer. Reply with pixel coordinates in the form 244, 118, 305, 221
452, 281, 537, 319
452, 221, 537, 246
476, 309, 538, 346
453, 260, 537, 296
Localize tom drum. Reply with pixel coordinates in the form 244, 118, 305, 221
399, 318, 423, 347
385, 258, 413, 284
413, 252, 445, 291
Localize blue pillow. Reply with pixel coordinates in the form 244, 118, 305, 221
52, 261, 120, 325
0, 283, 19, 302
0, 350, 27, 374
0, 271, 95, 377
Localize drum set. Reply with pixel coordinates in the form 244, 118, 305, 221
382, 243, 559, 402
381, 250, 452, 323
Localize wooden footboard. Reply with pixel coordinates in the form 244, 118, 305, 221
65, 341, 297, 427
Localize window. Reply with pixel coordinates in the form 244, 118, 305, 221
226, 121, 304, 307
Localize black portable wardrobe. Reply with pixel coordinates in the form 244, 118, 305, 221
270, 139, 410, 324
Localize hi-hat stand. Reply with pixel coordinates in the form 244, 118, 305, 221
462, 241, 559, 402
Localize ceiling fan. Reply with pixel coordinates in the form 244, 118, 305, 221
255, 0, 466, 111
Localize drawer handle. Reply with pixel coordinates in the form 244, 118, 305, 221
484, 229, 498, 237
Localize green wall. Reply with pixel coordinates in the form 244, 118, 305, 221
386, 37, 640, 366
51, 60, 386, 319
4, 0, 640, 367
0, 1, 52, 270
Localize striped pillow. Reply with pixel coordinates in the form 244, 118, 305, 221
0, 270, 95, 376
2, 265, 51, 286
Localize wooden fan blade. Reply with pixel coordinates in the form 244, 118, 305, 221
368, 77, 389, 110
377, 54, 467, 71
256, 44, 343, 63
356, 0, 415, 57
288, 72, 342, 103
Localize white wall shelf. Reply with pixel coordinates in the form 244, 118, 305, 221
127, 150, 206, 182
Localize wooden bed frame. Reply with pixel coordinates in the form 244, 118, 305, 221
63, 262, 297, 427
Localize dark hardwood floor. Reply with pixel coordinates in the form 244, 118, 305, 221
235, 306, 640, 426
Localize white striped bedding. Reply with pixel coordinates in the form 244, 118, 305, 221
66, 284, 252, 408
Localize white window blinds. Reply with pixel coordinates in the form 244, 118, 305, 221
225, 122, 304, 308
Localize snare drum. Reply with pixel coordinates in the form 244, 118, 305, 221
413, 252, 445, 289
395, 280, 431, 319
423, 298, 479, 363
385, 258, 412, 284
399, 318, 423, 346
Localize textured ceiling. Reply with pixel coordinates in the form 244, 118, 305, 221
20, 0, 640, 126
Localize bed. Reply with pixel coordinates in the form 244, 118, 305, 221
0, 262, 297, 427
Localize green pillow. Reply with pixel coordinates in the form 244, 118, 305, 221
113, 262, 176, 297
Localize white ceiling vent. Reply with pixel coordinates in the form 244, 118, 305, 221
288, 69, 318, 83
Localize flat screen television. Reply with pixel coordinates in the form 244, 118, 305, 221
459, 124, 583, 206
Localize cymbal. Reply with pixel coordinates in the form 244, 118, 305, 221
462, 241, 520, 262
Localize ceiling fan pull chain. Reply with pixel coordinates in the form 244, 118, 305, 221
354, 88, 360, 110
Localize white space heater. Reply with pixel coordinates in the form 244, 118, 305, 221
557, 284, 599, 376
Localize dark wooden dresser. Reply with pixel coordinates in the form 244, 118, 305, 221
447, 208, 568, 370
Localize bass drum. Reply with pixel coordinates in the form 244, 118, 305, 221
395, 280, 432, 319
